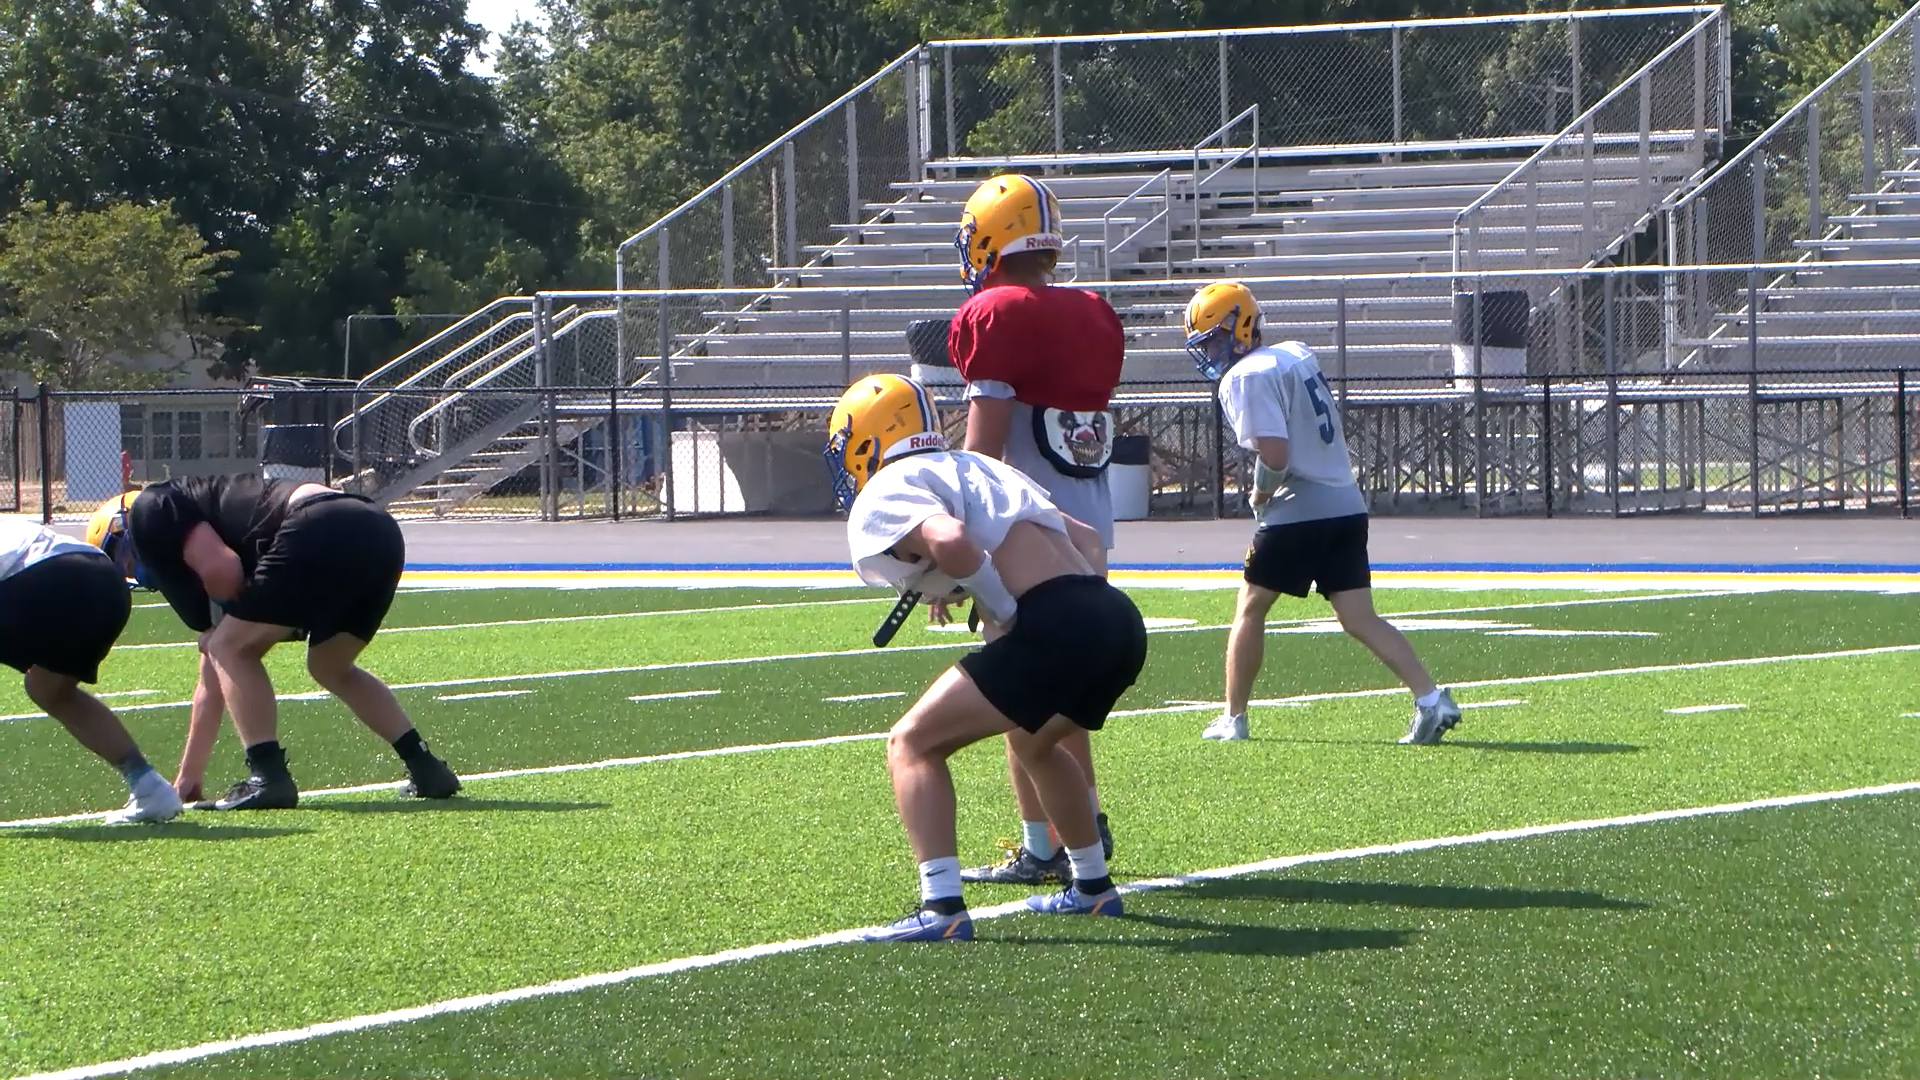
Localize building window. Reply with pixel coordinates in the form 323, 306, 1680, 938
178, 411, 202, 460
120, 406, 144, 462
150, 411, 174, 459
240, 415, 258, 460
207, 410, 232, 459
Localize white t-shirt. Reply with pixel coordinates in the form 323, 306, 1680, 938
0, 515, 98, 583
846, 449, 1067, 594
1218, 341, 1367, 526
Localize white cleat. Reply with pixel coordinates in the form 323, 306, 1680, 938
104, 772, 185, 825
1202, 712, 1249, 741
1400, 688, 1463, 745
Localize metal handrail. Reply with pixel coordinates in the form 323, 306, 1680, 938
1192, 105, 1260, 260
613, 46, 923, 262
1103, 168, 1176, 277
1453, 11, 1725, 271
333, 309, 538, 455
1669, 0, 1920, 219
406, 310, 610, 455
352, 297, 531, 389
927, 6, 1720, 49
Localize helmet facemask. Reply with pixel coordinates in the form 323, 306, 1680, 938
1185, 305, 1248, 381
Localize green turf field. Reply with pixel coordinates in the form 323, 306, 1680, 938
1, 582, 1916, 1079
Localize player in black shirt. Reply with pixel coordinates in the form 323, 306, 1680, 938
100, 475, 460, 810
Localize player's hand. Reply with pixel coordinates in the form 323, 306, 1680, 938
196, 630, 213, 655
927, 597, 953, 625
1249, 489, 1272, 516
174, 774, 203, 803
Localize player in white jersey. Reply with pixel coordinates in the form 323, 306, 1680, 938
0, 509, 182, 823
825, 374, 1148, 942
1183, 281, 1462, 745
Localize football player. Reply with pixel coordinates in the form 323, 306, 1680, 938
96, 477, 460, 809
1183, 281, 1462, 744
826, 374, 1148, 942
0, 506, 182, 823
947, 172, 1126, 887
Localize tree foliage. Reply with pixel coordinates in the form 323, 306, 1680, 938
0, 201, 229, 388
0, 0, 1905, 378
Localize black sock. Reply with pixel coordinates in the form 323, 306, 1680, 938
115, 751, 152, 784
391, 729, 428, 762
922, 896, 967, 916
244, 740, 290, 781
1075, 875, 1115, 896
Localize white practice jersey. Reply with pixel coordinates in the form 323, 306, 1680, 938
0, 515, 97, 583
1219, 341, 1368, 527
847, 450, 1067, 594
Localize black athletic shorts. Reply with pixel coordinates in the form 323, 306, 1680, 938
0, 552, 131, 683
957, 575, 1148, 733
1244, 513, 1373, 598
223, 494, 405, 645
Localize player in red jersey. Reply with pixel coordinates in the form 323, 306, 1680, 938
947, 173, 1127, 885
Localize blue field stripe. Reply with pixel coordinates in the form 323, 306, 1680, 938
402, 560, 1920, 574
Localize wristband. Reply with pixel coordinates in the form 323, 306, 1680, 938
1253, 460, 1288, 496
956, 551, 1019, 625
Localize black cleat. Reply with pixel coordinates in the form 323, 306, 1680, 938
401, 752, 462, 799
196, 774, 299, 811
961, 846, 1070, 885
1098, 812, 1114, 861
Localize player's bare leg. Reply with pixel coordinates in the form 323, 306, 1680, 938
1207, 582, 1279, 741
201, 616, 301, 810
863, 667, 1021, 942
307, 633, 461, 799
1327, 588, 1461, 745
27, 668, 182, 824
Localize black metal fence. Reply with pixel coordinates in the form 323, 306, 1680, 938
18, 370, 1917, 523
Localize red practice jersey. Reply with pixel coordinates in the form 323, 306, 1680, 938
947, 284, 1125, 409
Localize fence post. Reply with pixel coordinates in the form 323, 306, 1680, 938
1335, 280, 1349, 409
351, 386, 364, 497
1542, 374, 1555, 518
1218, 36, 1230, 129
1211, 395, 1226, 519
904, 53, 923, 180
1898, 368, 1910, 519
943, 47, 956, 160
1806, 102, 1823, 238
1747, 270, 1762, 518
1861, 57, 1877, 187
610, 384, 622, 523
1052, 42, 1065, 155
533, 296, 555, 522
846, 97, 861, 226
1604, 272, 1621, 517
1472, 279, 1486, 518
1569, 16, 1582, 115
659, 293, 676, 522
1391, 26, 1403, 144
721, 182, 735, 289
782, 142, 798, 283
11, 391, 21, 512
36, 383, 51, 524
841, 300, 853, 386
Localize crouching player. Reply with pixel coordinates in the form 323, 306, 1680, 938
94, 477, 461, 809
1182, 281, 1461, 745
826, 374, 1148, 942
0, 510, 182, 823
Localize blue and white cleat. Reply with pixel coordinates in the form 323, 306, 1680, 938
857, 907, 974, 942
1025, 886, 1124, 916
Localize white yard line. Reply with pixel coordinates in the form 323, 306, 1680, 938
0, 590, 1721, 724
110, 597, 894, 652
824, 692, 907, 703
19, 778, 1920, 1080
1461, 699, 1527, 709
435, 691, 533, 703
1665, 704, 1748, 715
95, 690, 159, 700
627, 690, 723, 703
5, 640, 1915, 833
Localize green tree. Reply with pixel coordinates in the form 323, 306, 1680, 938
0, 201, 230, 388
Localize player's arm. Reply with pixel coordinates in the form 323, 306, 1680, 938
963, 389, 1014, 458
181, 522, 244, 602
891, 514, 1020, 627
175, 648, 224, 802
949, 305, 1018, 459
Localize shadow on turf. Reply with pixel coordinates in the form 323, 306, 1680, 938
312, 798, 611, 815
1169, 877, 1650, 912
6, 822, 312, 842
1011, 914, 1419, 957
1263, 736, 1640, 755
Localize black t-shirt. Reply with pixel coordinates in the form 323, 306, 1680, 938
128, 475, 299, 631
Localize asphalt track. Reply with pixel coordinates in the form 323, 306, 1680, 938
395, 515, 1917, 571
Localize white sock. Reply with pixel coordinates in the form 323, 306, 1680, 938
918, 857, 962, 904
1022, 820, 1057, 859
1415, 688, 1442, 708
1066, 842, 1108, 885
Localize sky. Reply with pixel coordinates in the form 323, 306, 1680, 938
465, 0, 538, 75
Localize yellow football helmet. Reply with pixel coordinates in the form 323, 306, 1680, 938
824, 374, 947, 510
85, 491, 147, 585
1183, 280, 1262, 380
954, 174, 1065, 292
